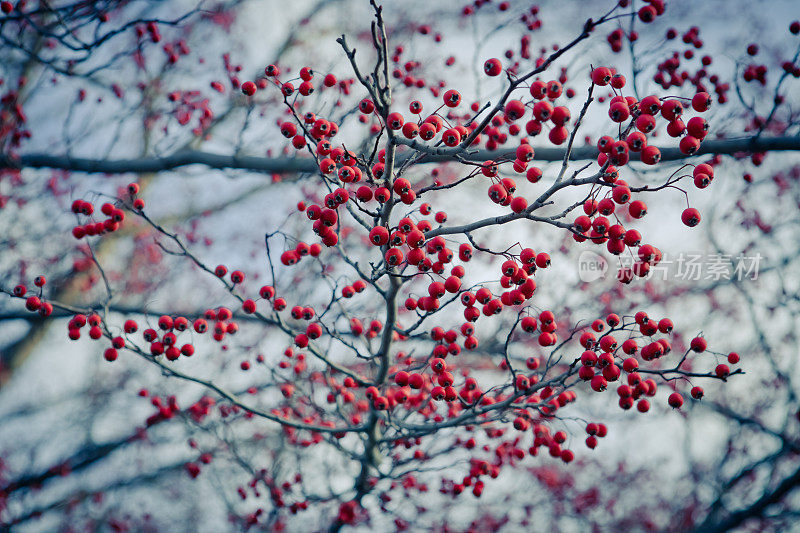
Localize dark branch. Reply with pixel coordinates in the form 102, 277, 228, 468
695, 462, 800, 533
3, 136, 799, 175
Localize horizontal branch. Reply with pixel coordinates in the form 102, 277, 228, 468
0, 151, 318, 175
1, 434, 135, 495
4, 461, 187, 528
2, 136, 798, 176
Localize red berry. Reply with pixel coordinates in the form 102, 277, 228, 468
241, 81, 257, 96
668, 392, 684, 409
484, 58, 502, 76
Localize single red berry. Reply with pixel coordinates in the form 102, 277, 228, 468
104, 348, 118, 362
668, 392, 684, 409
690, 336, 707, 353
241, 81, 257, 96
484, 58, 502, 76
681, 208, 701, 227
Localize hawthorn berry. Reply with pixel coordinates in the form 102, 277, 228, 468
690, 336, 707, 352
241, 81, 257, 96
681, 208, 701, 227
484, 58, 502, 76
591, 67, 612, 86
25, 296, 41, 311
387, 112, 404, 130
668, 393, 684, 409
443, 89, 461, 107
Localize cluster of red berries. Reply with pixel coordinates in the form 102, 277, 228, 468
689, 336, 740, 379
186, 396, 217, 423
606, 27, 634, 53
370, 225, 466, 287
314, 357, 541, 423
272, 347, 307, 375
596, 65, 711, 158
572, 165, 713, 283
347, 317, 383, 339
134, 20, 161, 45
212, 264, 246, 285
138, 390, 189, 427
463, 1, 542, 33
602, 0, 667, 52
11, 276, 52, 317
391, 44, 449, 89
742, 61, 770, 85
290, 306, 325, 349
167, 90, 213, 134
241, 64, 342, 100
158, 37, 190, 66
633, 0, 665, 24
453, 253, 545, 329
341, 279, 367, 299
69, 312, 194, 361
282, 108, 341, 149
63, 299, 301, 364
655, 27, 731, 103
558, 67, 714, 282
571, 311, 737, 411
183, 446, 214, 479
299, 190, 350, 249
69, 198, 125, 239
0, 84, 30, 151
251, 284, 287, 314
525, 425, 579, 463
70, 183, 142, 239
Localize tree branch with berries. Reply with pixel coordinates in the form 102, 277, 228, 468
2, 1, 800, 531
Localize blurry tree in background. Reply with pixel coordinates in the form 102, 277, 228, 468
1, 0, 800, 531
